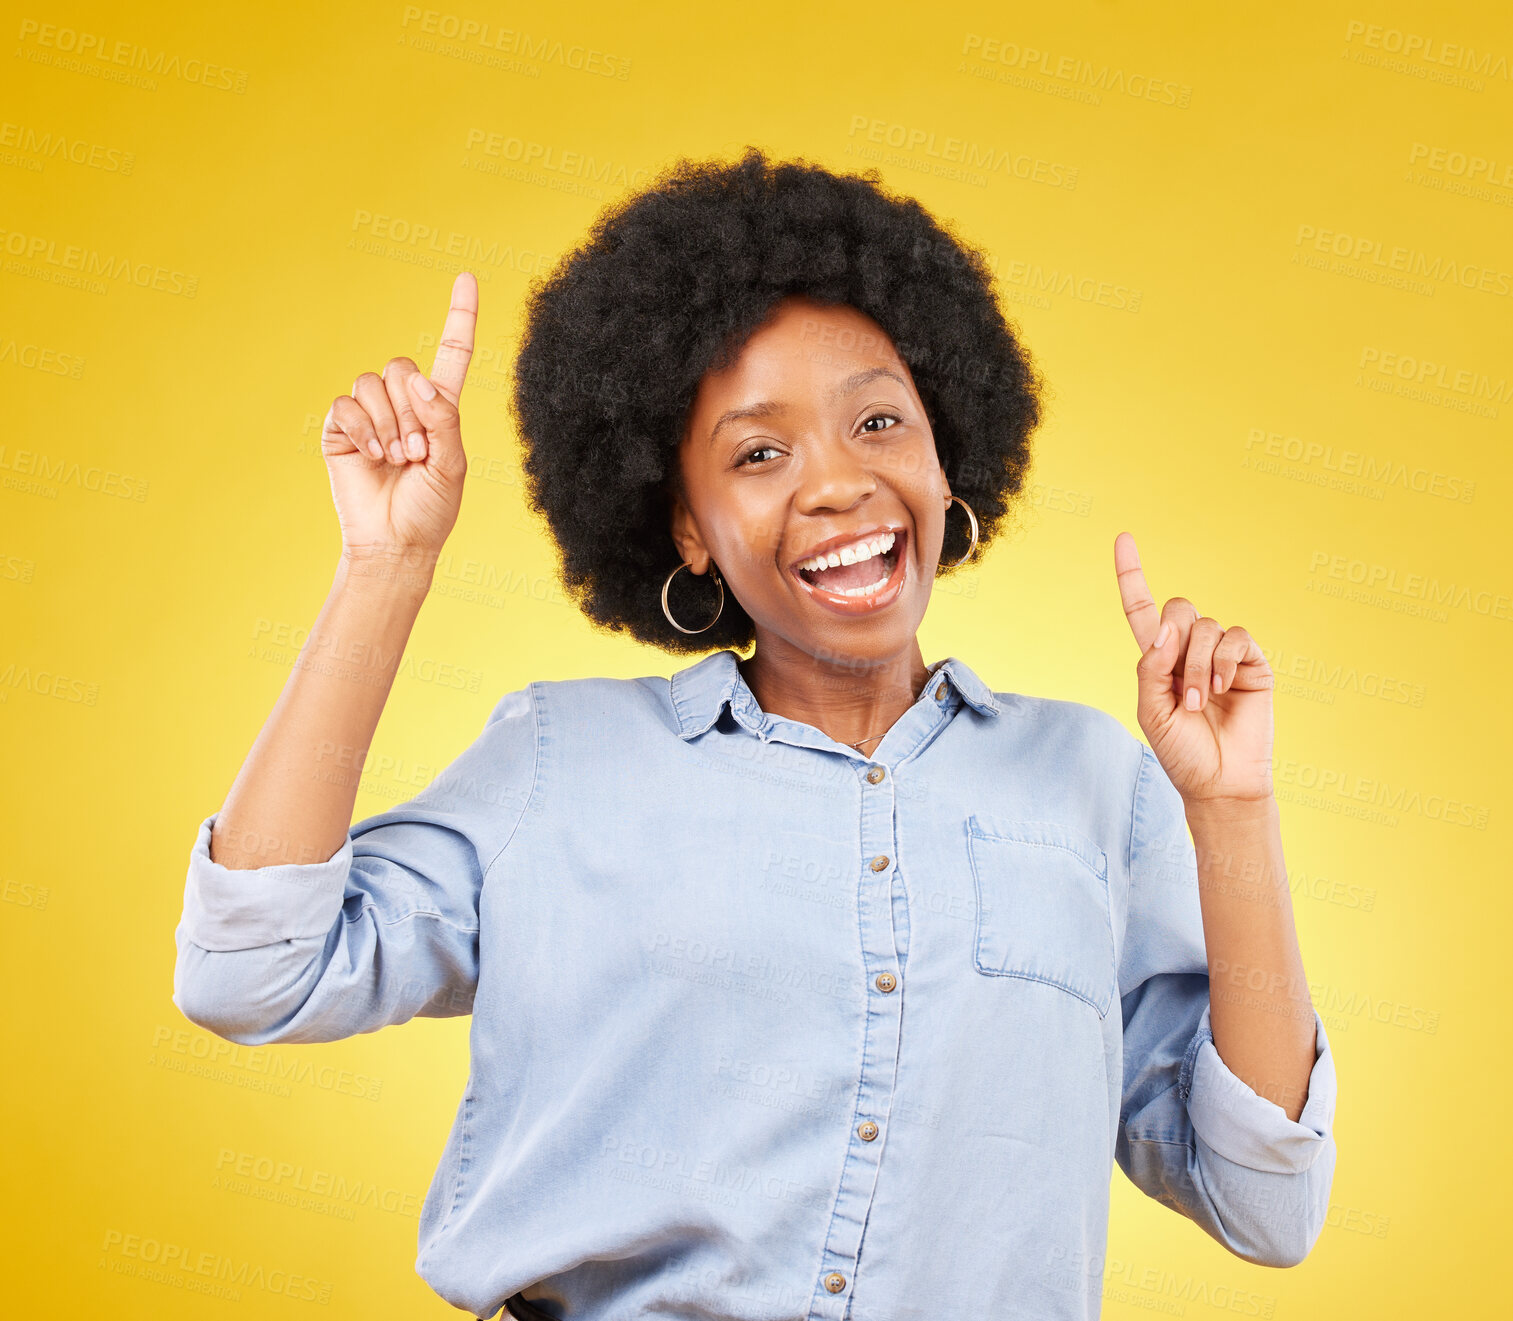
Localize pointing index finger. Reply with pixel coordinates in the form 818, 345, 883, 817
429, 271, 478, 403
1114, 531, 1161, 652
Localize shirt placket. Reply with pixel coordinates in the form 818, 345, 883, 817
733, 678, 958, 1319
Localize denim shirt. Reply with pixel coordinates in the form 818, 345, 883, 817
173, 648, 1337, 1321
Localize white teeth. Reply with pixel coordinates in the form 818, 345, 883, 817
833, 573, 891, 598
796, 530, 896, 576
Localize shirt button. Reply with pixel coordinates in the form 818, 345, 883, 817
935, 682, 948, 701
866, 765, 885, 784
857, 1121, 879, 1141
869, 855, 890, 872
825, 1273, 847, 1293
875, 972, 897, 993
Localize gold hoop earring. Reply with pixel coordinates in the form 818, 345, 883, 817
942, 495, 980, 568
661, 561, 725, 634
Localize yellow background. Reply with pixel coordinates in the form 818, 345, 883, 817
4, 0, 1508, 1315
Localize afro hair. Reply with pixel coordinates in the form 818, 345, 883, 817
509, 144, 1047, 655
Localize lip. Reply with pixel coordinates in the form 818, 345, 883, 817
788, 525, 909, 617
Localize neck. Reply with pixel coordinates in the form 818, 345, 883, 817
737, 631, 933, 752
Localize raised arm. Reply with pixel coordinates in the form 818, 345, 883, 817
210, 273, 479, 873
172, 274, 539, 1048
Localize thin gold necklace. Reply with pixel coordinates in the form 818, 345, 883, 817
847, 667, 942, 751
741, 665, 934, 753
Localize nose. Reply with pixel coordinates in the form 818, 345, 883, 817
793, 436, 877, 516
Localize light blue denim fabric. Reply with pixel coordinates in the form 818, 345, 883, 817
173, 648, 1337, 1320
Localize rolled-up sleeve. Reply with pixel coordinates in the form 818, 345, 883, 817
1115, 742, 1338, 1268
172, 685, 539, 1046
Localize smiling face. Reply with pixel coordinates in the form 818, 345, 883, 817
670, 294, 950, 666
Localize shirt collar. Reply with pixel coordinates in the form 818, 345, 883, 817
669, 648, 1000, 740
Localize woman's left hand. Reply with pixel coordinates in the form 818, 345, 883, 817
1114, 531, 1276, 806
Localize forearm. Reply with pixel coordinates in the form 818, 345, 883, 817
210, 548, 437, 871
1184, 794, 1317, 1122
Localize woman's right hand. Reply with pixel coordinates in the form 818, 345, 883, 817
321, 272, 479, 568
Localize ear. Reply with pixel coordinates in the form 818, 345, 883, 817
667, 489, 712, 575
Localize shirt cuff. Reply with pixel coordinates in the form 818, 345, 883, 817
179, 811, 352, 952
1177, 1000, 1335, 1175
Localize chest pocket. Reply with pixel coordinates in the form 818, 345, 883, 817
966, 815, 1116, 1018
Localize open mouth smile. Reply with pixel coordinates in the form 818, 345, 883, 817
787, 526, 909, 616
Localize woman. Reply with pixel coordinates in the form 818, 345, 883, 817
173, 148, 1336, 1321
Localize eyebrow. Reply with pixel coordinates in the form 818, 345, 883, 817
707, 366, 910, 446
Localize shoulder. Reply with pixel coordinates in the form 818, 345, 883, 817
984, 687, 1150, 819
486, 670, 683, 737
991, 687, 1144, 762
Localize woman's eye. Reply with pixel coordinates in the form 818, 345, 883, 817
738, 416, 897, 466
